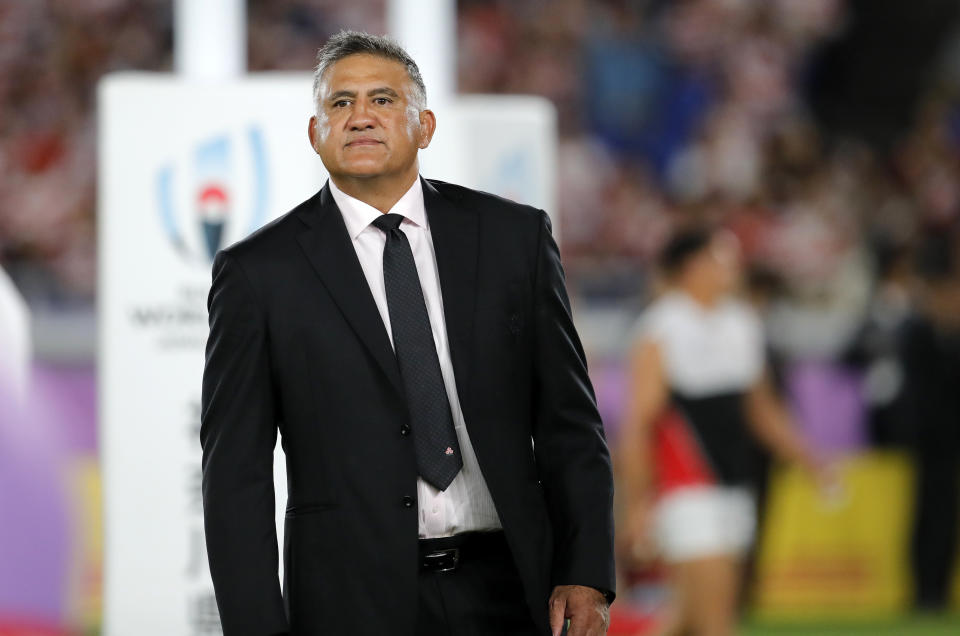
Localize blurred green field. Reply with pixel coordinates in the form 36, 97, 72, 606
743, 615, 960, 635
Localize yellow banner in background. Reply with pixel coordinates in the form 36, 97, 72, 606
751, 452, 916, 620
65, 457, 102, 634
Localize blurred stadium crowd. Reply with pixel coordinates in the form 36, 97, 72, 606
0, 0, 381, 304
3, 0, 960, 364
1, 0, 960, 632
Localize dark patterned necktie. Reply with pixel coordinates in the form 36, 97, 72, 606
372, 213, 462, 491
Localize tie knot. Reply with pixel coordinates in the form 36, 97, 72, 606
372, 213, 405, 233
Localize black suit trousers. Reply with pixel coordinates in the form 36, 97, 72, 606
415, 540, 541, 636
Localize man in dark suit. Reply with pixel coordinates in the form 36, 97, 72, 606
201, 30, 614, 636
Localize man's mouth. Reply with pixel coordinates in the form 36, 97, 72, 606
346, 138, 383, 147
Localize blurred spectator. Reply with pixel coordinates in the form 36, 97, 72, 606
842, 236, 913, 446
617, 228, 824, 635
901, 230, 960, 611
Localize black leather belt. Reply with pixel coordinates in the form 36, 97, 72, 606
418, 531, 508, 572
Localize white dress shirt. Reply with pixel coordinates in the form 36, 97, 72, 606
328, 177, 502, 538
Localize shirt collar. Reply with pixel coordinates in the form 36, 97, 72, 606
328, 176, 427, 240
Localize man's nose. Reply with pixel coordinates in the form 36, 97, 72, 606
348, 101, 376, 130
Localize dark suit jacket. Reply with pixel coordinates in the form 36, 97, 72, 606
200, 178, 615, 636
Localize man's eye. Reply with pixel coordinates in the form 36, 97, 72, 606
374, 97, 391, 105
333, 100, 350, 108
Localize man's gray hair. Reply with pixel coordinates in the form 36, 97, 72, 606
312, 30, 427, 113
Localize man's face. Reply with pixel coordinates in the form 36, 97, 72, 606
308, 53, 434, 182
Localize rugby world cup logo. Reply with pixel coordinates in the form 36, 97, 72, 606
197, 183, 229, 260
156, 126, 268, 264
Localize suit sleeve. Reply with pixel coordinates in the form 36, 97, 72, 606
200, 250, 289, 635
531, 210, 617, 603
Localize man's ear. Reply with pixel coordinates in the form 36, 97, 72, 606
307, 115, 320, 154
418, 109, 436, 149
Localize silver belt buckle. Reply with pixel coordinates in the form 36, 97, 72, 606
423, 548, 460, 572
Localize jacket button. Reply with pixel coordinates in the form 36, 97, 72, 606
402, 495, 415, 508
400, 424, 411, 436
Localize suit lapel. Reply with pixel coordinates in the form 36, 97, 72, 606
423, 178, 478, 406
295, 184, 403, 396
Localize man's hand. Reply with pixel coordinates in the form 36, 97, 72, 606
548, 585, 609, 636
